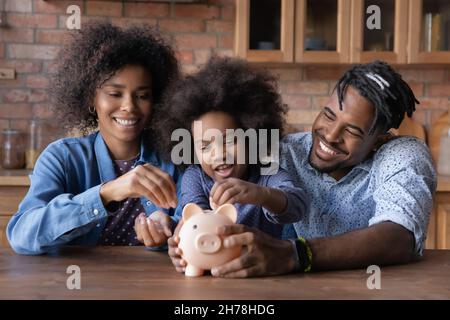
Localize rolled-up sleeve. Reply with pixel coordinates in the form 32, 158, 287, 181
369, 138, 437, 256
173, 165, 211, 223
262, 168, 309, 224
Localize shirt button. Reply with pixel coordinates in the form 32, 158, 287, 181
96, 223, 101, 228
146, 201, 151, 206
93, 209, 99, 215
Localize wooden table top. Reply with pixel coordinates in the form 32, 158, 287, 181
1, 246, 449, 300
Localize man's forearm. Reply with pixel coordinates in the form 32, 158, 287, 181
307, 222, 416, 271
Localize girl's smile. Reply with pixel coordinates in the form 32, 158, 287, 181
192, 111, 248, 182
213, 164, 236, 179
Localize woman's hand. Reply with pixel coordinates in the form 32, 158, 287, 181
210, 225, 296, 278
134, 211, 173, 247
210, 178, 263, 208
100, 163, 177, 209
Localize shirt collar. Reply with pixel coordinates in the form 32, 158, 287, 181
135, 133, 159, 167
302, 133, 323, 176
353, 156, 373, 173
94, 132, 116, 183
94, 131, 159, 183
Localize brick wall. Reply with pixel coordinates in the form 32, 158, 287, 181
0, 0, 449, 149
275, 65, 450, 133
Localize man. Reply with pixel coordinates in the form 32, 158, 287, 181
168, 60, 437, 277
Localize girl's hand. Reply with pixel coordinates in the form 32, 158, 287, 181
100, 163, 177, 209
210, 178, 263, 207
210, 178, 287, 214
134, 211, 173, 247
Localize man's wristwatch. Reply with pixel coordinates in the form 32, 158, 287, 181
290, 237, 313, 273
289, 239, 302, 272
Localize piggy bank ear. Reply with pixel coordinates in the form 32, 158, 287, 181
215, 204, 237, 223
182, 203, 203, 222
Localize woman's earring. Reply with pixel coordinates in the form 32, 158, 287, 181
89, 105, 96, 115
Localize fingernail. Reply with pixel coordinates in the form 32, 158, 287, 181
211, 268, 218, 276
140, 216, 146, 225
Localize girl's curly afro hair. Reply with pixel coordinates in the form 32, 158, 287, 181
153, 57, 288, 164
50, 21, 179, 134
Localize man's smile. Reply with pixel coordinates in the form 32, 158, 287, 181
314, 135, 347, 162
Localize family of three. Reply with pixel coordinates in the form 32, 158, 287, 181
7, 22, 436, 278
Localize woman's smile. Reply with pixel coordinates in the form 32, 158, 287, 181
112, 116, 142, 129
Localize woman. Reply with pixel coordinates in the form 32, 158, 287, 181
7, 22, 182, 254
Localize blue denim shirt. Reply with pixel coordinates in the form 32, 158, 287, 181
7, 132, 183, 255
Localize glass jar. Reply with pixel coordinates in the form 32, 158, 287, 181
25, 120, 42, 169
1, 129, 25, 169
438, 127, 450, 176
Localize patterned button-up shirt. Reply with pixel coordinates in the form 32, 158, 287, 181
280, 132, 437, 255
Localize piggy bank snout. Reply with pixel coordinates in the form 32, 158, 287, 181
194, 233, 222, 254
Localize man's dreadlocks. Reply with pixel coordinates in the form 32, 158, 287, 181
335, 60, 419, 135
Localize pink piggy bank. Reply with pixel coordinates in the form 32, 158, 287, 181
178, 203, 241, 277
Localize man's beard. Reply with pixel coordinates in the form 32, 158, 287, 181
307, 145, 343, 174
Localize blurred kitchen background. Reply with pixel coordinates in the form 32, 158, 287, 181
0, 0, 449, 249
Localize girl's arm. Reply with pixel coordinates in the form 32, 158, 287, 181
261, 168, 308, 224
210, 168, 308, 224
258, 187, 289, 214
177, 166, 211, 219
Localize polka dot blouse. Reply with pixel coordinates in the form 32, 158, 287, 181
99, 156, 143, 246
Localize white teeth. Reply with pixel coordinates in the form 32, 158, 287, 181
319, 141, 337, 156
215, 164, 232, 171
114, 118, 138, 126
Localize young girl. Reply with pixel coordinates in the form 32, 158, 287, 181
154, 57, 307, 240
7, 22, 182, 254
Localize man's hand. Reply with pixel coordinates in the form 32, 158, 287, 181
168, 219, 186, 272
134, 211, 173, 247
210, 225, 296, 278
